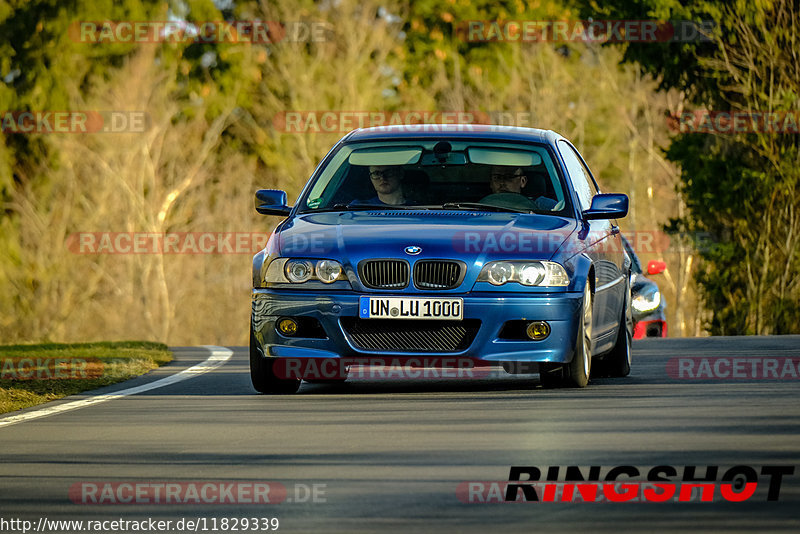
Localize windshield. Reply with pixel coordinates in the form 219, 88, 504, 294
297, 140, 572, 215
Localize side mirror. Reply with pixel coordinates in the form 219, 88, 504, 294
647, 260, 666, 275
255, 189, 291, 216
582, 193, 628, 220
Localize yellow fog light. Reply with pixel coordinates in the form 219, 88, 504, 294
277, 318, 299, 336
526, 321, 550, 340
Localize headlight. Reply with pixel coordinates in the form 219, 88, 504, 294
486, 262, 515, 285
316, 259, 343, 283
632, 287, 661, 313
518, 263, 546, 285
264, 258, 347, 284
285, 259, 314, 283
478, 261, 569, 287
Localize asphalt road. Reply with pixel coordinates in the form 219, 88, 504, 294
1, 337, 799, 533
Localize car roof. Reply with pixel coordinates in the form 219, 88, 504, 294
343, 124, 563, 144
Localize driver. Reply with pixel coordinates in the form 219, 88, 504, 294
480, 166, 557, 211
363, 165, 407, 205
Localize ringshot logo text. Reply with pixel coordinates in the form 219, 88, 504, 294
458, 465, 794, 503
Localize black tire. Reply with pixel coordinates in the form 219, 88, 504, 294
540, 284, 592, 388
250, 329, 301, 394
595, 281, 632, 378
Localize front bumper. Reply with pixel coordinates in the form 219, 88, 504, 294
252, 289, 583, 364
633, 318, 667, 338
632, 308, 667, 339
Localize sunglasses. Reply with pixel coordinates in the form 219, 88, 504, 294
369, 169, 401, 180
491, 172, 525, 181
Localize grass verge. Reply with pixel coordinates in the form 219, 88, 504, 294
0, 341, 172, 414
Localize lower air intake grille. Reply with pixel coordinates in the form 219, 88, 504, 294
340, 318, 480, 352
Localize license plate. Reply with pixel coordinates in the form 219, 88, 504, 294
359, 296, 463, 320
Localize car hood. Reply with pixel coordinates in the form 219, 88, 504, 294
277, 210, 577, 263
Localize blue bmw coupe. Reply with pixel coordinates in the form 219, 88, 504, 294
251, 125, 632, 393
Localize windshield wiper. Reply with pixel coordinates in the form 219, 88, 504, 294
329, 203, 413, 211
439, 202, 531, 213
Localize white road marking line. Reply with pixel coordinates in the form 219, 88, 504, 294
0, 345, 233, 429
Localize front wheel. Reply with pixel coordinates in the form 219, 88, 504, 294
540, 284, 592, 388
250, 329, 301, 394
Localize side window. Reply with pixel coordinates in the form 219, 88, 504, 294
558, 141, 597, 211
622, 237, 642, 274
